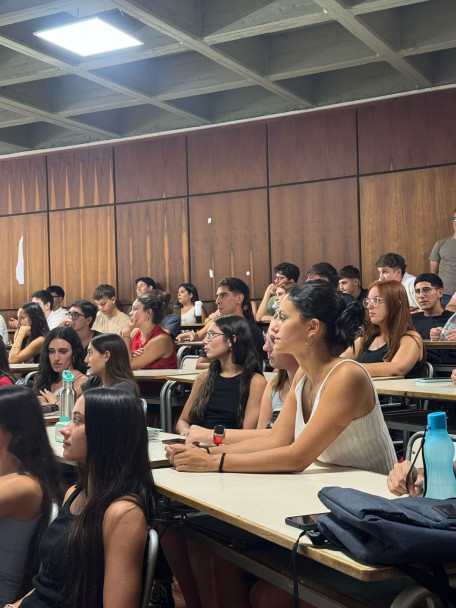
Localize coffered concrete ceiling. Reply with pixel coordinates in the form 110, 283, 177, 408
0, 0, 453, 155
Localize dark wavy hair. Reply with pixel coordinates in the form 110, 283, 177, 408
361, 280, 422, 362
287, 280, 365, 356
62, 388, 157, 608
0, 386, 62, 576
34, 326, 86, 394
188, 315, 263, 427
217, 277, 254, 322
88, 333, 139, 397
138, 289, 170, 324
19, 302, 49, 343
0, 336, 15, 384
178, 283, 200, 304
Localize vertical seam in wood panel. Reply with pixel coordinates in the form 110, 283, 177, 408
112, 147, 120, 297
45, 156, 51, 284
185, 135, 192, 283
266, 122, 272, 293
355, 108, 363, 279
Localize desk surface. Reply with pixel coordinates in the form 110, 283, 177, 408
47, 425, 177, 468
133, 368, 200, 380
10, 362, 39, 372
154, 464, 395, 581
374, 377, 456, 400
423, 340, 456, 349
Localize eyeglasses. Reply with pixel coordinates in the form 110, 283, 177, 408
452, 217, 456, 221
273, 275, 286, 282
262, 332, 275, 349
206, 330, 225, 342
66, 311, 86, 320
362, 297, 384, 308
414, 287, 436, 295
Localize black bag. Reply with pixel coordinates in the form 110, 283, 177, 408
316, 487, 456, 605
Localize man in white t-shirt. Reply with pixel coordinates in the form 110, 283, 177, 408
376, 252, 419, 311
429, 209, 456, 306
32, 289, 67, 330
46, 284, 68, 328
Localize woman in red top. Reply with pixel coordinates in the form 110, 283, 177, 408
122, 290, 177, 370
0, 338, 14, 386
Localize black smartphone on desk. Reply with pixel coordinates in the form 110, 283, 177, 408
161, 437, 186, 445
285, 513, 323, 531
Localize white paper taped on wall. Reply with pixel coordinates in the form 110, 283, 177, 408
208, 217, 212, 224
16, 235, 25, 285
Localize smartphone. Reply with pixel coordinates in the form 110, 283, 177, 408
161, 437, 186, 445
285, 513, 323, 531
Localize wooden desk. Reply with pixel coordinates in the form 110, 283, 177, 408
372, 378, 410, 396
47, 425, 178, 468
374, 378, 456, 401
10, 362, 39, 373
423, 340, 456, 350
133, 368, 200, 381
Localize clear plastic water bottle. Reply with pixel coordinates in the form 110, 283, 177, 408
439, 312, 456, 341
423, 412, 456, 499
194, 300, 203, 323
55, 370, 76, 443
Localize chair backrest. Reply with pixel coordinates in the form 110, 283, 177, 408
406, 431, 456, 467
421, 361, 434, 379
141, 528, 159, 608
180, 355, 198, 371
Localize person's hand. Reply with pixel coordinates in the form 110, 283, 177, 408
185, 425, 213, 445
9, 318, 18, 329
387, 461, 423, 496
265, 283, 276, 296
39, 389, 59, 406
166, 443, 219, 472
177, 331, 195, 342
121, 321, 135, 338
132, 348, 144, 358
18, 324, 31, 337
444, 329, 456, 342
207, 310, 220, 322
451, 369, 456, 385
430, 327, 442, 341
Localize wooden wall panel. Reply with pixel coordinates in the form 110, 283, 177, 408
49, 207, 116, 305
47, 148, 114, 209
358, 89, 456, 174
268, 109, 357, 185
0, 157, 47, 215
116, 199, 189, 306
189, 190, 270, 301
115, 137, 187, 202
187, 124, 267, 194
0, 213, 49, 308
269, 180, 360, 278
359, 165, 456, 287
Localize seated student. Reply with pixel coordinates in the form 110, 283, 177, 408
92, 283, 130, 336
127, 276, 157, 314
31, 290, 62, 331
338, 265, 368, 302
175, 315, 266, 437
63, 300, 101, 354
255, 262, 300, 322
82, 333, 140, 397
0, 338, 15, 386
0, 386, 61, 606
177, 283, 206, 324
33, 327, 87, 406
344, 280, 424, 378
12, 388, 157, 608
412, 273, 456, 370
376, 252, 419, 310
166, 282, 396, 608
8, 303, 48, 364
306, 262, 354, 303
122, 290, 177, 370
185, 322, 298, 445
0, 313, 8, 344
46, 285, 68, 328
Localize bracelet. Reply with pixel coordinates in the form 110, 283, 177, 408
219, 453, 226, 473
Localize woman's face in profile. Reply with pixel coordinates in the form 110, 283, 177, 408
17, 308, 31, 327
274, 296, 305, 355
61, 396, 87, 463
366, 286, 386, 326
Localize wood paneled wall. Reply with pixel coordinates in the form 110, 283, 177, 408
1, 88, 456, 317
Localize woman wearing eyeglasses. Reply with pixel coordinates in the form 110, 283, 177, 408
175, 315, 266, 437
34, 327, 87, 406
348, 279, 424, 378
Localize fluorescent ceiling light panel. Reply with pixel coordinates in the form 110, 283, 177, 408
34, 17, 143, 56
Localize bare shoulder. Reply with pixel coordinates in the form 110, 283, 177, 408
403, 331, 423, 343
329, 360, 369, 386
0, 473, 41, 497
63, 484, 78, 505
251, 373, 267, 387
104, 499, 146, 527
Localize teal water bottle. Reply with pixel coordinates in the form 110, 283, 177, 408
423, 412, 456, 499
55, 370, 75, 443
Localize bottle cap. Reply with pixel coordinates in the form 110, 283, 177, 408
62, 369, 75, 382
427, 411, 448, 431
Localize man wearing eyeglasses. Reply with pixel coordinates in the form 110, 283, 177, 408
412, 273, 456, 369
255, 262, 300, 321
429, 210, 456, 307
64, 299, 101, 354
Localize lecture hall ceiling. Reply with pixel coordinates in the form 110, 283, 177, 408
0, 0, 453, 155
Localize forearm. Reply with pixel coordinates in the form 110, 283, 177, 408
175, 418, 190, 435
360, 361, 410, 377
255, 292, 271, 321
223, 428, 270, 445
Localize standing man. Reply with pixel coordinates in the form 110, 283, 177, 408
376, 252, 419, 310
429, 210, 456, 307
338, 265, 368, 302
92, 284, 130, 335
255, 262, 300, 321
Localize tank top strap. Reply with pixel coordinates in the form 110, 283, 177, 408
63, 487, 82, 511
315, 359, 371, 403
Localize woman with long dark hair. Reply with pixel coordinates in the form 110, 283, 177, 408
82, 333, 140, 397
0, 386, 61, 605
8, 303, 48, 364
175, 315, 266, 436
347, 279, 424, 377
0, 338, 15, 385
14, 388, 157, 608
177, 283, 206, 324
34, 327, 87, 406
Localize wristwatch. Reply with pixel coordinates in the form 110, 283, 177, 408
213, 424, 225, 446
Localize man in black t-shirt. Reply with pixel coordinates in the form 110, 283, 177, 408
338, 265, 368, 303
412, 273, 456, 369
